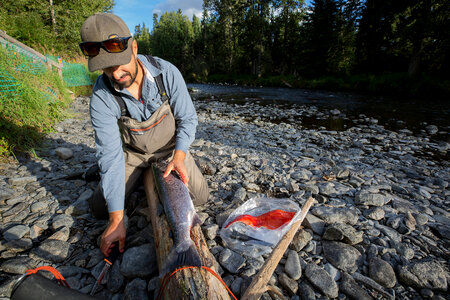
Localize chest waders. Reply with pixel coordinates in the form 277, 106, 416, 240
89, 55, 208, 220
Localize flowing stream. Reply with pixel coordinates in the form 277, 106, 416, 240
188, 83, 450, 143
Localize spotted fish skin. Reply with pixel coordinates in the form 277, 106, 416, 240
152, 161, 202, 275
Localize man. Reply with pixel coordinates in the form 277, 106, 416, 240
79, 13, 209, 257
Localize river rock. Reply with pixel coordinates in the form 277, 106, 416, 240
3, 225, 30, 242
30, 239, 72, 262
0, 256, 37, 274
107, 261, 124, 293
120, 244, 157, 278
304, 262, 339, 298
322, 241, 362, 273
124, 278, 148, 300
284, 250, 301, 280
305, 214, 325, 235
279, 273, 298, 295
323, 223, 363, 245
364, 207, 385, 220
55, 147, 73, 160
398, 260, 448, 291
52, 214, 76, 230
369, 257, 396, 288
219, 248, 246, 274
4, 238, 33, 253
355, 191, 387, 206
311, 206, 358, 225
340, 272, 373, 300
290, 229, 312, 251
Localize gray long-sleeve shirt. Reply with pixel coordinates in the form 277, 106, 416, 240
90, 55, 197, 212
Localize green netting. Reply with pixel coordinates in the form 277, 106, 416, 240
0, 39, 93, 103
61, 61, 92, 87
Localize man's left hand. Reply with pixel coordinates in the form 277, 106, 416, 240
163, 150, 189, 186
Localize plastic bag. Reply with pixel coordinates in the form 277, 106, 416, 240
220, 197, 302, 258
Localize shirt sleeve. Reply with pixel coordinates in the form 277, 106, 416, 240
161, 60, 198, 153
90, 83, 125, 213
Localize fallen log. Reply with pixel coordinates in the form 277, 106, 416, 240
143, 168, 232, 300
241, 197, 314, 300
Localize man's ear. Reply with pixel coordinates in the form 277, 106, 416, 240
132, 39, 138, 55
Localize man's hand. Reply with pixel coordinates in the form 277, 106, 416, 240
163, 150, 189, 186
100, 210, 126, 257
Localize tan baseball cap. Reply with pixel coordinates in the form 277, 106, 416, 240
80, 13, 133, 72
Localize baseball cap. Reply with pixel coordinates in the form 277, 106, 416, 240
80, 13, 133, 72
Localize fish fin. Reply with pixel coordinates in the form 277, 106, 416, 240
159, 241, 202, 277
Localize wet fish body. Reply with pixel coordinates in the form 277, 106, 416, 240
152, 161, 202, 275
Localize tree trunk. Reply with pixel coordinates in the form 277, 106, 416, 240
49, 0, 57, 36
143, 169, 231, 300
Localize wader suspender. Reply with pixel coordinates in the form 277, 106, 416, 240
102, 55, 169, 117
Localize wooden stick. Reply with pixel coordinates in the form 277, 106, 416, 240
143, 168, 231, 300
241, 197, 314, 300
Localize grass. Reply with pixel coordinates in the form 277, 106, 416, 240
0, 46, 72, 160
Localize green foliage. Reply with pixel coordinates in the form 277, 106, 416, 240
147, 11, 195, 73
0, 46, 71, 159
0, 0, 114, 57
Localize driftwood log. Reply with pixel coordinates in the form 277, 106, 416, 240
241, 197, 314, 300
143, 168, 232, 300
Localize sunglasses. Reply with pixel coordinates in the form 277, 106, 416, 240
79, 36, 132, 57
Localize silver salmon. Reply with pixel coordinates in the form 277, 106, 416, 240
152, 161, 202, 275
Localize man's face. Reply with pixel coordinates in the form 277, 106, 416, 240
103, 40, 138, 89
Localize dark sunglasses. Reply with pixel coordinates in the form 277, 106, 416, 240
79, 36, 132, 57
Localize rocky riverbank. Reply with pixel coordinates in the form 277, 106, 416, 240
1, 95, 449, 300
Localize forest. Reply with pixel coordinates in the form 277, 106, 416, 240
1, 0, 449, 96
136, 0, 449, 96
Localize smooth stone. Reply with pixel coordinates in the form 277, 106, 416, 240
0, 188, 14, 201
398, 260, 448, 291
120, 244, 156, 278
298, 281, 316, 300
52, 214, 75, 230
203, 224, 219, 240
311, 206, 358, 225
48, 227, 70, 242
279, 273, 298, 296
231, 277, 243, 297
364, 207, 385, 220
219, 248, 246, 274
65, 198, 90, 216
3, 225, 30, 242
304, 262, 339, 298
375, 224, 402, 243
0, 256, 37, 274
30, 239, 72, 263
340, 272, 373, 300
4, 238, 33, 253
305, 214, 326, 235
290, 229, 312, 251
355, 192, 387, 206
8, 176, 37, 186
322, 223, 363, 245
30, 201, 48, 212
369, 257, 397, 288
285, 250, 302, 280
55, 147, 73, 160
324, 262, 341, 281
415, 214, 429, 226
107, 261, 124, 293
322, 241, 362, 273
3, 202, 28, 217
124, 278, 148, 300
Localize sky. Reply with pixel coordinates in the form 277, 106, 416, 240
113, 0, 312, 36
113, 0, 204, 35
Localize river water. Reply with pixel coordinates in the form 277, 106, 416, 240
188, 83, 450, 143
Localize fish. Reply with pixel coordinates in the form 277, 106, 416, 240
152, 161, 202, 276
224, 209, 296, 230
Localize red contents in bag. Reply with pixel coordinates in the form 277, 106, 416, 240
224, 209, 296, 230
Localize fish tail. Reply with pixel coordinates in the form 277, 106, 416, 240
160, 240, 202, 277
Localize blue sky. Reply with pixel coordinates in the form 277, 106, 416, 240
113, 0, 312, 35
113, 0, 204, 35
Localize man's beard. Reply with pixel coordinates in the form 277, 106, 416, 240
112, 59, 138, 90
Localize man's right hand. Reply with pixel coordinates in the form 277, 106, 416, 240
100, 210, 126, 256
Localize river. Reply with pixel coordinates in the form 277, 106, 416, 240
188, 83, 450, 143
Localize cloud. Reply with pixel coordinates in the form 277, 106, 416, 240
153, 0, 203, 19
